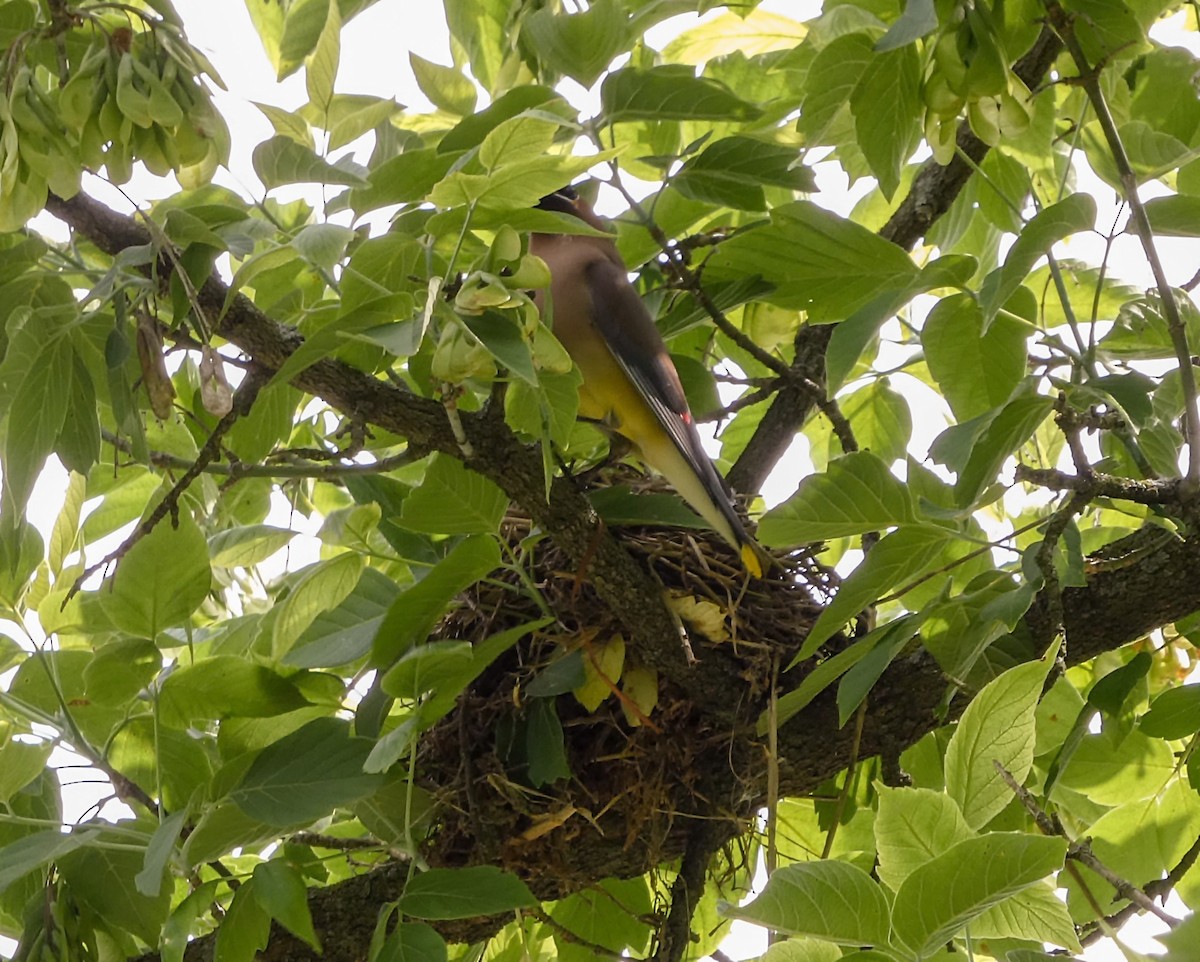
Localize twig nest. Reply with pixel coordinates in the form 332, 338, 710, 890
417, 465, 829, 881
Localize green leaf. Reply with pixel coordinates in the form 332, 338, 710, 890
158, 656, 310, 728
923, 293, 1031, 421
135, 809, 187, 898
876, 0, 937, 51
429, 153, 616, 211
973, 882, 1081, 951
286, 568, 400, 668
372, 533, 501, 665
0, 734, 51, 801
525, 0, 630, 88
979, 194, 1097, 326
461, 310, 537, 385
1143, 194, 1200, 236
381, 641, 474, 700
550, 877, 653, 958
99, 512, 213, 639
252, 135, 369, 189
759, 942, 844, 962
759, 451, 916, 546
954, 393, 1053, 507
398, 866, 537, 919
526, 696, 571, 787
272, 553, 366, 659
304, 0, 340, 110
839, 379, 912, 465
377, 922, 448, 962
161, 880, 220, 962
663, 8, 807, 64
291, 222, 355, 271
59, 831, 173, 944
835, 615, 923, 724
254, 100, 314, 148
55, 352, 100, 476
208, 525, 297, 568
874, 785, 974, 892
365, 620, 548, 773
945, 650, 1056, 830
230, 718, 383, 825
769, 618, 917, 730
439, 86, 571, 155
399, 455, 509, 535
891, 833, 1068, 956
479, 115, 560, 172
1055, 730, 1177, 804
324, 93, 401, 150
215, 879, 271, 962
725, 861, 890, 946
1065, 778, 1200, 918
1141, 683, 1200, 739
349, 148, 458, 213
2, 332, 71, 518
798, 32, 875, 146
442, 0, 510, 92
253, 860, 320, 950
409, 53, 477, 116
850, 43, 921, 199
674, 135, 817, 211
600, 66, 762, 123
587, 486, 712, 530
0, 828, 99, 891
707, 201, 920, 320
803, 525, 955, 656
824, 254, 976, 393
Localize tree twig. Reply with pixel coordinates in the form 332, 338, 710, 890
100, 428, 415, 480
995, 762, 1182, 928
1014, 465, 1181, 505
1045, 1, 1200, 486
66, 368, 267, 604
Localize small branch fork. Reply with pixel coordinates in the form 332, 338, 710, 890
995, 762, 1183, 930
65, 367, 268, 604
1044, 1, 1200, 487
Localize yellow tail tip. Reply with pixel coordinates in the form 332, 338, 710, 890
741, 543, 766, 579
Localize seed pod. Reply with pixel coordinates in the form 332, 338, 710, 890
135, 312, 176, 419
199, 346, 233, 416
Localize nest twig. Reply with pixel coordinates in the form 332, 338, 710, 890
415, 465, 827, 886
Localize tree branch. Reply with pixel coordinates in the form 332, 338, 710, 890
727, 24, 1064, 495
43, 192, 745, 700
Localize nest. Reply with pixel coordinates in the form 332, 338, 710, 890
418, 467, 832, 887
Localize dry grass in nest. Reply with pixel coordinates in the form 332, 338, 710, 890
419, 466, 831, 880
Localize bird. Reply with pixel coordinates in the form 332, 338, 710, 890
530, 184, 769, 578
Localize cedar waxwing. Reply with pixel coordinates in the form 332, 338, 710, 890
531, 185, 768, 578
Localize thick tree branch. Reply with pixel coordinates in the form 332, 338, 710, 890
44, 192, 748, 701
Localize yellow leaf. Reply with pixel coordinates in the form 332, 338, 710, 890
573, 634, 626, 712
667, 591, 730, 642
620, 667, 659, 728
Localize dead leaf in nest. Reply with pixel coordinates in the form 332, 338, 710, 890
667, 591, 730, 642
620, 666, 659, 727
573, 633, 625, 712
517, 805, 578, 842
